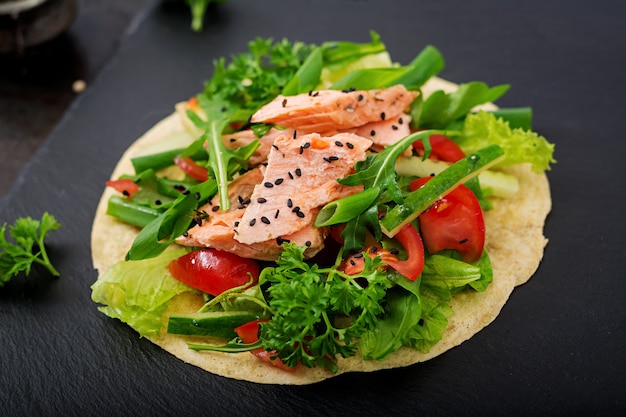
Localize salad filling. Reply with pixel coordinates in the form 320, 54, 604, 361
90, 32, 554, 384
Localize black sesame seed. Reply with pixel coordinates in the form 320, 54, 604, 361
241, 198, 251, 205
234, 221, 239, 227
305, 241, 312, 247
353, 253, 364, 258
398, 117, 403, 124
230, 138, 237, 143
288, 171, 294, 179
272, 144, 279, 150
274, 209, 280, 218
391, 125, 398, 130
370, 246, 378, 253
194, 192, 201, 200
459, 238, 469, 244
380, 112, 386, 121
212, 205, 220, 212
293, 130, 297, 139
370, 130, 376, 136
182, 190, 190, 195
274, 178, 284, 185
334, 141, 344, 147
312, 91, 319, 97
287, 198, 293, 208
155, 199, 162, 205
282, 98, 287, 107
357, 94, 364, 101
346, 142, 354, 149
349, 259, 356, 266
294, 168, 302, 177
261, 216, 271, 224
257, 197, 267, 203
249, 218, 256, 226
122, 190, 129, 196
303, 142, 311, 149
389, 248, 399, 255
296, 211, 305, 218
264, 182, 274, 188
182, 231, 188, 237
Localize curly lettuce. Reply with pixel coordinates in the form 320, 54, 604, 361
458, 111, 556, 172
91, 249, 195, 336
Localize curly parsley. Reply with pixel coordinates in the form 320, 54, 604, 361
0, 212, 61, 286
259, 243, 391, 372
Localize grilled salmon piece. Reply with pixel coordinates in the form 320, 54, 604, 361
223, 127, 296, 166
347, 113, 412, 152
235, 132, 372, 245
175, 206, 327, 261
250, 85, 418, 133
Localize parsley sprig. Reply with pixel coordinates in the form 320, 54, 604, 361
259, 244, 391, 372
0, 212, 61, 286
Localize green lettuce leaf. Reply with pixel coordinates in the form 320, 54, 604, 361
91, 249, 195, 337
458, 111, 556, 172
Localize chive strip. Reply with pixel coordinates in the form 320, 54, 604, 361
131, 146, 208, 174
106, 196, 162, 228
314, 186, 380, 227
489, 107, 533, 130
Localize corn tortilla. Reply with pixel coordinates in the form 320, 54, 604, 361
91, 77, 551, 384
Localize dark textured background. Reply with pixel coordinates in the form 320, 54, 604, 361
1, 0, 625, 416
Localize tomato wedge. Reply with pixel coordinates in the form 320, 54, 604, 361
410, 177, 485, 263
173, 155, 209, 182
105, 179, 139, 197
412, 134, 466, 163
167, 249, 259, 296
340, 223, 424, 281
234, 320, 295, 371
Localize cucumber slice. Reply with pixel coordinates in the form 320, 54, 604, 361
381, 144, 504, 236
167, 311, 260, 339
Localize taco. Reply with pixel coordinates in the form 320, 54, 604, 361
90, 35, 554, 385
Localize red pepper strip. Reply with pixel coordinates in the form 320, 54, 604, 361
173, 155, 208, 182
105, 179, 139, 198
340, 223, 425, 281
234, 320, 296, 371
412, 134, 466, 163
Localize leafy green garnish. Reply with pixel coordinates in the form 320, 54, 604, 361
1, 212, 61, 286
92, 249, 194, 336
415, 81, 510, 129
458, 111, 556, 172
184, 0, 228, 32
259, 243, 392, 371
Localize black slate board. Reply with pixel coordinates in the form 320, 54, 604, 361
1, 0, 625, 415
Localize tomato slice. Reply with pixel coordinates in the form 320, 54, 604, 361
381, 223, 424, 280
173, 155, 209, 182
106, 179, 139, 197
412, 134, 466, 162
234, 320, 295, 371
410, 177, 485, 263
340, 223, 424, 281
167, 249, 259, 296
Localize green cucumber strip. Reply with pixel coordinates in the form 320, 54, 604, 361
167, 311, 260, 339
380, 144, 505, 236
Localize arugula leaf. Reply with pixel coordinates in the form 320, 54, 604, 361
0, 212, 61, 285
416, 81, 510, 128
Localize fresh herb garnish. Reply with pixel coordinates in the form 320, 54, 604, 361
0, 212, 61, 285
